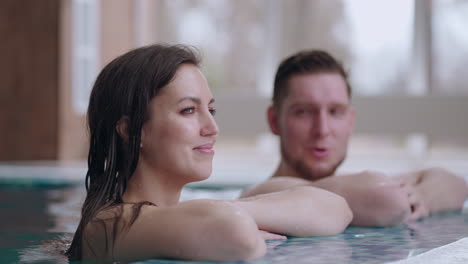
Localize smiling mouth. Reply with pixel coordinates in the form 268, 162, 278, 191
193, 143, 215, 155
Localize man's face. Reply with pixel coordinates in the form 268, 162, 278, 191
269, 72, 355, 180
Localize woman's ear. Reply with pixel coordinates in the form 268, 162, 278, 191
116, 116, 130, 143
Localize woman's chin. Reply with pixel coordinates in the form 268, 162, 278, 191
191, 169, 212, 183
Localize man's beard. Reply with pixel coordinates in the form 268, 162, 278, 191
281, 143, 345, 181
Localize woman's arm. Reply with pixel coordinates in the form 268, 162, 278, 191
109, 200, 266, 262
236, 186, 353, 236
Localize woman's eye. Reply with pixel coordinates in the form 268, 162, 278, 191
209, 108, 216, 116
181, 107, 195, 114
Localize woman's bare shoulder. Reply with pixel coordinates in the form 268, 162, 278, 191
110, 200, 262, 261
82, 202, 157, 260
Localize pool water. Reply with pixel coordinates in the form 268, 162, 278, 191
1, 181, 468, 264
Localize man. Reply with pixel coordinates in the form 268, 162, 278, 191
241, 50, 468, 227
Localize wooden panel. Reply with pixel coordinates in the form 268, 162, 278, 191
0, 0, 60, 160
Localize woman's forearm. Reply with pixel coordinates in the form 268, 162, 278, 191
235, 186, 352, 237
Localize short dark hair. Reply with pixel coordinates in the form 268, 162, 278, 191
272, 50, 351, 109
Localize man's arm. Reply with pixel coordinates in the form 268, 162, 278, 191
241, 172, 412, 227
309, 171, 414, 227
399, 167, 468, 214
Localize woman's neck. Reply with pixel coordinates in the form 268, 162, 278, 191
122, 163, 183, 207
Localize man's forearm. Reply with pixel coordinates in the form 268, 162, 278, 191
311, 172, 411, 227
416, 168, 468, 214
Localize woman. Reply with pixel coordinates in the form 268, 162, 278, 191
66, 44, 353, 262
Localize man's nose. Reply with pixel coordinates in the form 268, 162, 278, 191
200, 112, 219, 137
313, 111, 331, 137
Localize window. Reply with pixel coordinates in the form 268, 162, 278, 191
133, 0, 468, 183
433, 0, 468, 95
71, 0, 100, 114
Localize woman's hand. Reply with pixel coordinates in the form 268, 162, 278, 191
258, 230, 287, 240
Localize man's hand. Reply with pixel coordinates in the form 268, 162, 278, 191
321, 171, 411, 227
398, 168, 467, 215
401, 180, 429, 222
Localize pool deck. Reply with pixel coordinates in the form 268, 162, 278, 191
0, 155, 467, 186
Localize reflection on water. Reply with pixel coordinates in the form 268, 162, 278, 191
1, 184, 468, 264
0, 183, 80, 264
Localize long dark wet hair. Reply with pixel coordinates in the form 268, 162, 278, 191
66, 44, 200, 260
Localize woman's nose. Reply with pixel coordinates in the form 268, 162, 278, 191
200, 112, 219, 137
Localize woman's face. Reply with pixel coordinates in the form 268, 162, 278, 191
140, 64, 218, 184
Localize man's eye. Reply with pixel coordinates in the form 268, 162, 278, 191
294, 109, 306, 115
330, 108, 345, 117
181, 107, 195, 114
209, 108, 216, 116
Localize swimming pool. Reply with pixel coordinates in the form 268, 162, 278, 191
1, 176, 467, 264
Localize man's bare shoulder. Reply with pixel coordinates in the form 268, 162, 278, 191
240, 176, 311, 198
240, 171, 398, 198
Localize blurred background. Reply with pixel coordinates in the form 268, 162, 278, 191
1, 0, 467, 185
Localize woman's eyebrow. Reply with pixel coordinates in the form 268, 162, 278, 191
177, 97, 201, 104
177, 97, 216, 104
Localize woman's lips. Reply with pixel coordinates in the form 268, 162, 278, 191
194, 143, 215, 155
